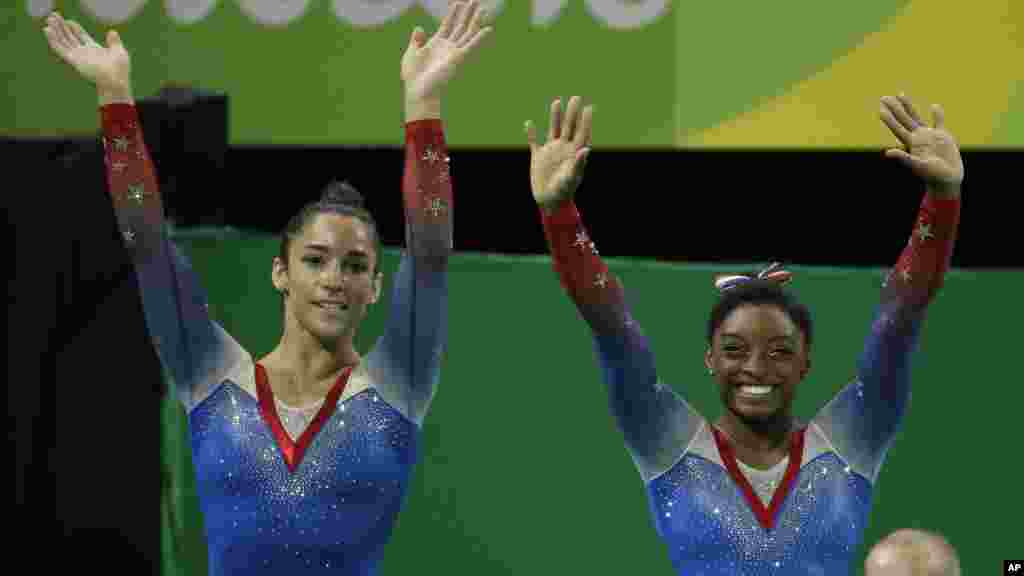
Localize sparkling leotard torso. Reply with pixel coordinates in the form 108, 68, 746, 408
190, 381, 417, 573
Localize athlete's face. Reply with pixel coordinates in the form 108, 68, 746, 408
273, 213, 381, 346
705, 304, 809, 425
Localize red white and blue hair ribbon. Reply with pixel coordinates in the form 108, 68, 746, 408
714, 262, 793, 293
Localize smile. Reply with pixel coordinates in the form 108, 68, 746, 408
315, 302, 348, 312
735, 385, 777, 399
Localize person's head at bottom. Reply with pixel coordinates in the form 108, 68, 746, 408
865, 529, 960, 576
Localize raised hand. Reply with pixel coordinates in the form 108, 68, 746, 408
880, 93, 964, 197
526, 96, 594, 210
43, 12, 132, 105
401, 1, 493, 120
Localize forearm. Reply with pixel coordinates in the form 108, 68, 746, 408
540, 200, 629, 336
405, 98, 442, 124
402, 117, 453, 266
882, 193, 960, 311
100, 100, 165, 264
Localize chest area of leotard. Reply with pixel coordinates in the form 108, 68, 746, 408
648, 453, 872, 575
189, 384, 418, 508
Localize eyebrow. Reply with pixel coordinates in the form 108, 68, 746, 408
303, 244, 369, 258
719, 333, 796, 342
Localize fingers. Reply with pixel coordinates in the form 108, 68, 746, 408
896, 92, 924, 128
549, 99, 562, 141
574, 105, 594, 148
68, 20, 98, 48
409, 26, 427, 49
458, 26, 492, 53
43, 25, 68, 55
931, 104, 945, 130
106, 30, 124, 49
452, 0, 479, 45
59, 16, 81, 49
885, 148, 931, 174
525, 120, 538, 152
438, 2, 463, 40
561, 96, 581, 142
879, 105, 912, 147
458, 4, 487, 47
51, 13, 78, 50
881, 95, 917, 133
44, 13, 74, 55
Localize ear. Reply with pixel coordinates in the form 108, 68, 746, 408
370, 271, 384, 305
272, 256, 288, 293
800, 355, 812, 381
704, 347, 714, 373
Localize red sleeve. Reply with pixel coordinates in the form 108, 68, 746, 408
540, 201, 629, 336
402, 119, 452, 266
100, 103, 164, 263
882, 194, 961, 309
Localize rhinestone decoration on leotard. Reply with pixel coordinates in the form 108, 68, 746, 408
190, 383, 418, 574
648, 452, 871, 575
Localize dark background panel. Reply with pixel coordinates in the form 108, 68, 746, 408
7, 131, 1021, 269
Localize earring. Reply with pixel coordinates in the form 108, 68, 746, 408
708, 368, 714, 375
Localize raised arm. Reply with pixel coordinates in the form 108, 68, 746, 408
365, 1, 492, 426
528, 97, 700, 483
815, 93, 963, 483
43, 13, 245, 411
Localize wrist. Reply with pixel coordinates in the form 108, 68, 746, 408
405, 98, 441, 123
926, 181, 961, 200
98, 84, 134, 107
538, 196, 573, 216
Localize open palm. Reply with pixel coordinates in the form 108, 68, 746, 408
527, 97, 594, 208
43, 12, 131, 92
401, 1, 492, 104
880, 94, 964, 192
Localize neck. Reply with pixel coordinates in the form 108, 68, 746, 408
267, 316, 360, 396
717, 410, 793, 456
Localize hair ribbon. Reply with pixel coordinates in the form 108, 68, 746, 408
714, 262, 793, 293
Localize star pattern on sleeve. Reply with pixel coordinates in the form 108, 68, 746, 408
112, 136, 130, 152
422, 147, 441, 164
916, 221, 934, 242
425, 196, 449, 217
127, 183, 149, 205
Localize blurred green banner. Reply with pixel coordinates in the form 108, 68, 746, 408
6, 1, 1021, 147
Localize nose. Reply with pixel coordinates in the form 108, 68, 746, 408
742, 352, 770, 378
320, 265, 347, 291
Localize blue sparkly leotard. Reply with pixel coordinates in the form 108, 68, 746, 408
539, 197, 959, 576
100, 104, 452, 575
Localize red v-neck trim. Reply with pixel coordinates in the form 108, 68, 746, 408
254, 363, 352, 473
711, 426, 806, 530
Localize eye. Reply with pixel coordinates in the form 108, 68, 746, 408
770, 349, 794, 359
303, 255, 324, 267
722, 345, 747, 357
347, 261, 369, 273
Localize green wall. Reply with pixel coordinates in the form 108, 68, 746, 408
162, 231, 1023, 574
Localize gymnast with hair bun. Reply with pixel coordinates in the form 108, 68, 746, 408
42, 3, 492, 574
